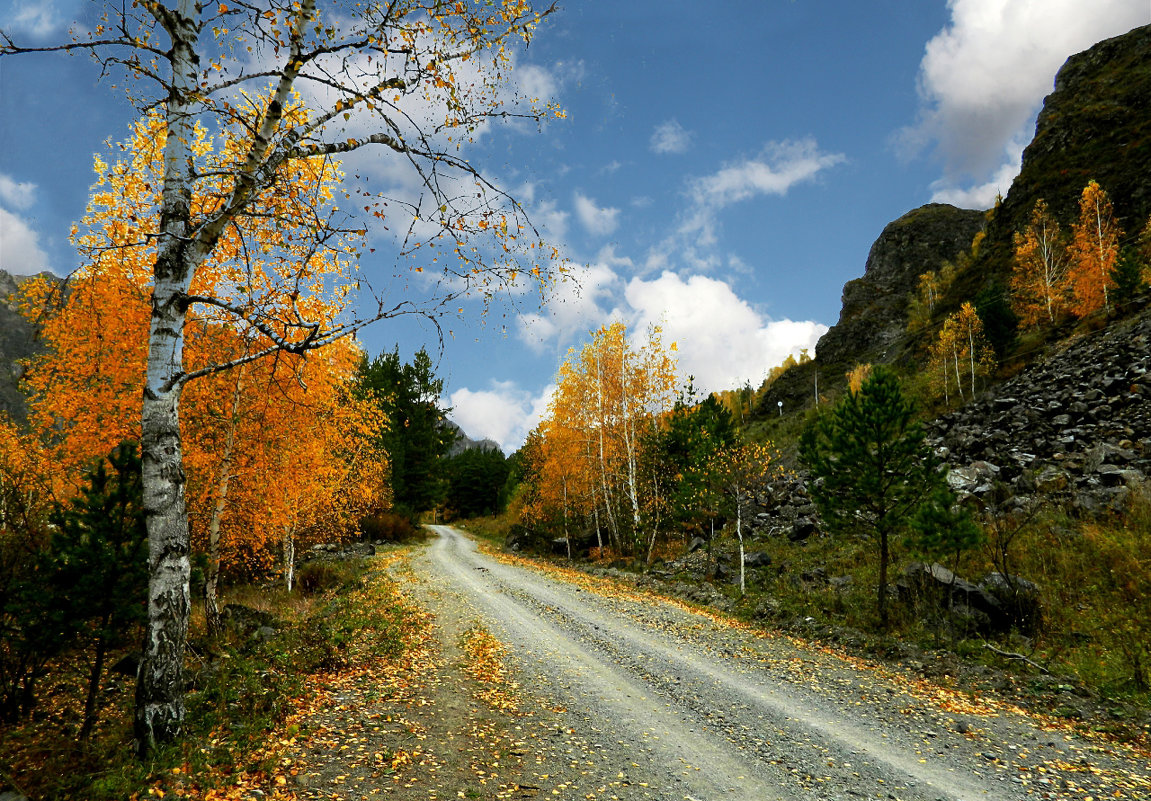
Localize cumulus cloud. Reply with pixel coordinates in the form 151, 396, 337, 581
650, 119, 692, 154
449, 381, 555, 453
0, 208, 51, 273
0, 174, 50, 273
518, 255, 625, 352
930, 143, 1024, 208
907, 0, 1147, 199
573, 192, 620, 237
622, 271, 827, 393
0, 175, 37, 210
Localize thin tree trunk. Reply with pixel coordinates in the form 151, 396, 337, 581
80, 624, 109, 740
736, 491, 745, 597
594, 354, 619, 551
205, 365, 245, 637
951, 347, 964, 402
284, 527, 297, 592
878, 528, 890, 630
562, 475, 571, 560
968, 328, 977, 398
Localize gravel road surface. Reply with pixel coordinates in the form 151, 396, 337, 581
416, 525, 1150, 801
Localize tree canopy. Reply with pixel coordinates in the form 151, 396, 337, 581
2, 0, 562, 751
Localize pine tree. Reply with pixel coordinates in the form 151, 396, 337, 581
799, 367, 943, 629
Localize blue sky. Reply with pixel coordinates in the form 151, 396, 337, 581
1, 1, 1148, 452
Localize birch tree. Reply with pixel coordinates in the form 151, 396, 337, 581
708, 442, 777, 596
1010, 198, 1069, 328
2, 0, 560, 753
1069, 180, 1122, 317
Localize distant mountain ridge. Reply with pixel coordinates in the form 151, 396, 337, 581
757, 22, 1151, 419
444, 420, 502, 457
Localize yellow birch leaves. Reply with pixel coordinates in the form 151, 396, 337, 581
1011, 199, 1069, 327
18, 109, 386, 580
1010, 181, 1127, 327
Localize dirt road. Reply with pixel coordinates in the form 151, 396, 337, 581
287, 527, 1149, 800
413, 526, 1149, 801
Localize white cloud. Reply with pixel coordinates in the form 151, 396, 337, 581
518, 258, 623, 353
688, 139, 846, 210
650, 119, 692, 155
670, 138, 844, 265
0, 175, 37, 210
907, 0, 1147, 197
930, 142, 1024, 208
622, 271, 827, 393
0, 208, 51, 273
2, 1, 67, 38
449, 381, 555, 453
531, 198, 570, 245
573, 192, 620, 237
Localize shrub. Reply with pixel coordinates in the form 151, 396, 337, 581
359, 511, 420, 542
296, 561, 342, 596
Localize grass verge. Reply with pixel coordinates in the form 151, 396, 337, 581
0, 550, 425, 801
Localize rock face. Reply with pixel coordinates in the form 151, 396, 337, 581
813, 204, 986, 371
751, 305, 1151, 546
0, 270, 55, 423
970, 23, 1151, 295
758, 204, 985, 418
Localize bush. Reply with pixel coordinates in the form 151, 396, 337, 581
296, 561, 342, 596
359, 511, 420, 542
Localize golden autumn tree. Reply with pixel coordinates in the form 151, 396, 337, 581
846, 363, 872, 395
20, 114, 388, 635
530, 323, 678, 558
707, 442, 779, 595
1068, 180, 1122, 317
3, 0, 561, 750
928, 302, 996, 405
906, 260, 958, 332
1011, 198, 1070, 327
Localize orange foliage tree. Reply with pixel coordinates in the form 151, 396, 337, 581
19, 114, 388, 634
527, 323, 678, 558
1011, 198, 1070, 327
1068, 180, 1122, 317
4, 0, 562, 749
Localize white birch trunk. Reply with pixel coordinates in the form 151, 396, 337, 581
967, 327, 977, 398
736, 490, 745, 596
284, 530, 296, 592
134, 0, 202, 754
594, 353, 619, 551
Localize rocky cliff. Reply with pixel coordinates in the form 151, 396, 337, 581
962, 23, 1151, 302
759, 24, 1151, 420
0, 270, 52, 423
814, 203, 985, 369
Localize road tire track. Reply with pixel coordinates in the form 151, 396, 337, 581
419, 525, 1151, 801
